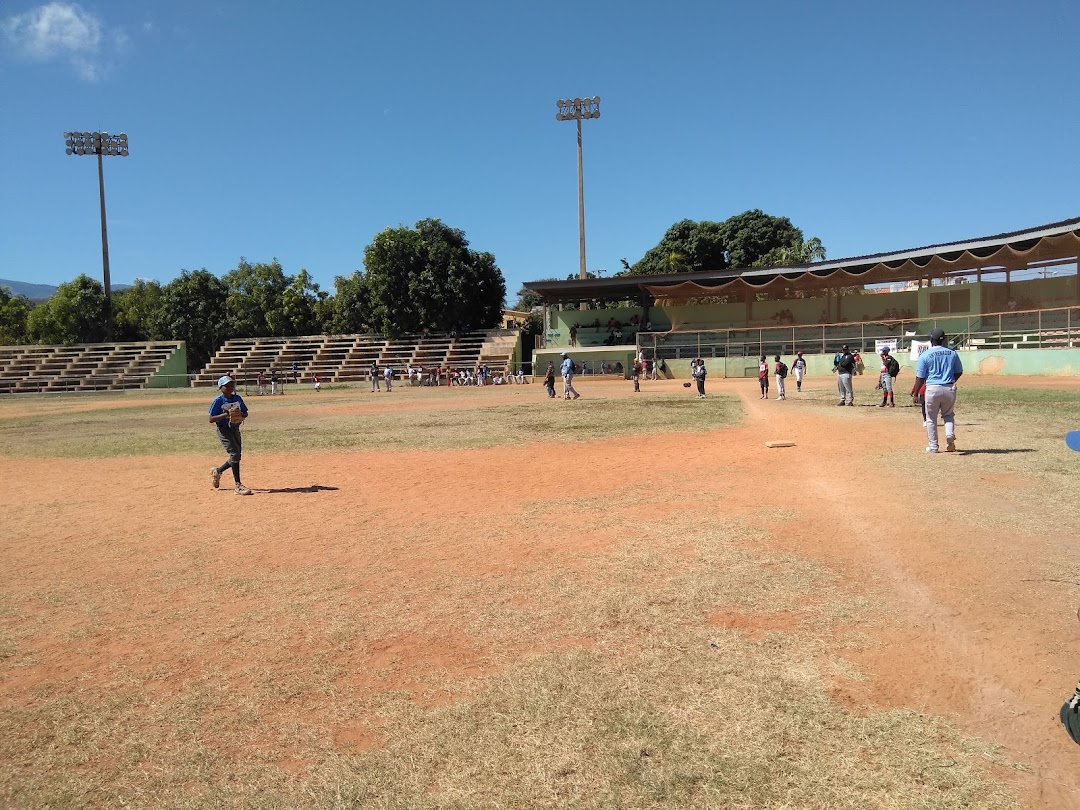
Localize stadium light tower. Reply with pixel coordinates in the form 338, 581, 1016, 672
555, 97, 600, 280
64, 131, 130, 340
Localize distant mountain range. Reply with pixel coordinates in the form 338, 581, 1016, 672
0, 278, 131, 302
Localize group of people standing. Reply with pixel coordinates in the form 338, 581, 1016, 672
822, 334, 964, 453
756, 354, 802, 400
542, 353, 581, 400
689, 333, 962, 454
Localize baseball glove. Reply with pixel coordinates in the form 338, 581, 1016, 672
228, 405, 246, 425
1062, 683, 1080, 746
682, 382, 692, 388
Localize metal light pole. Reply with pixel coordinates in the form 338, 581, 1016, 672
64, 131, 129, 340
556, 97, 600, 280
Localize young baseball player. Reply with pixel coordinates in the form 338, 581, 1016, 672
544, 361, 557, 398
632, 356, 643, 392
774, 354, 787, 400
370, 360, 380, 392
758, 355, 769, 399
313, 373, 321, 392
792, 352, 806, 392
384, 365, 393, 392
208, 375, 252, 495
692, 357, 707, 398
877, 347, 899, 407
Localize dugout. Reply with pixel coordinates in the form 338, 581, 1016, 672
524, 217, 1080, 377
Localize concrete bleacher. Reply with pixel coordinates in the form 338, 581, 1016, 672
195, 330, 520, 387
476, 329, 519, 372
0, 341, 185, 394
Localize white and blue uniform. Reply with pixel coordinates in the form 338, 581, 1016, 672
916, 345, 963, 451
560, 356, 579, 399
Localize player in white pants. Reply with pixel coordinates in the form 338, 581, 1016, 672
792, 352, 806, 392
913, 328, 963, 453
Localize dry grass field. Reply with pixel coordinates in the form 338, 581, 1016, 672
2, 372, 1080, 809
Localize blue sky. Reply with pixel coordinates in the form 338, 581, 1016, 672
2, 0, 1078, 302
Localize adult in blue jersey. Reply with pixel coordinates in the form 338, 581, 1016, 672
913, 328, 963, 453
560, 352, 580, 400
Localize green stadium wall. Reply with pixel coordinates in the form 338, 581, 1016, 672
147, 343, 189, 388
654, 348, 1080, 380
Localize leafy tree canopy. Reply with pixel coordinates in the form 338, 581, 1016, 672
720, 209, 805, 268
0, 286, 32, 345
157, 269, 228, 371
624, 210, 826, 275
112, 279, 165, 342
624, 219, 729, 276
280, 268, 329, 337
328, 272, 373, 334
26, 274, 107, 345
513, 282, 551, 312
223, 258, 292, 338
363, 219, 506, 337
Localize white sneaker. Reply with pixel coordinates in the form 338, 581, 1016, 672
211, 467, 221, 489
926, 446, 938, 453
235, 484, 252, 495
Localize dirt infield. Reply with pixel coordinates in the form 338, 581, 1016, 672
2, 374, 1080, 807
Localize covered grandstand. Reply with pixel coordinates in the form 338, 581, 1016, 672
525, 217, 1080, 377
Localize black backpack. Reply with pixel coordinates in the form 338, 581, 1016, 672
886, 356, 900, 377
778, 361, 788, 378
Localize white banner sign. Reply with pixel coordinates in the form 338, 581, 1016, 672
909, 340, 931, 362
874, 338, 898, 355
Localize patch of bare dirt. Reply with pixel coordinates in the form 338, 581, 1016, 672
3, 373, 1079, 807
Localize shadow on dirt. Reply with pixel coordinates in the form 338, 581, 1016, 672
958, 448, 1035, 455
254, 485, 341, 494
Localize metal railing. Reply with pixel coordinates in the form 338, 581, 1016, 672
636, 305, 1080, 362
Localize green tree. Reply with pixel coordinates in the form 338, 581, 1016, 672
112, 279, 165, 341
26, 274, 107, 345
755, 236, 828, 267
223, 258, 291, 338
363, 219, 506, 336
0, 286, 32, 345
156, 269, 229, 371
328, 271, 373, 334
719, 209, 807, 268
627, 211, 827, 275
626, 219, 729, 276
513, 282, 549, 312
280, 269, 327, 336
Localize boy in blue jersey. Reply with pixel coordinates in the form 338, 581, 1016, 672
208, 375, 252, 494
913, 328, 963, 453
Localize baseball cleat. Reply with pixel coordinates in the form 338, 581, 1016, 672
946, 436, 956, 452
211, 467, 221, 489
926, 446, 938, 453
235, 484, 252, 495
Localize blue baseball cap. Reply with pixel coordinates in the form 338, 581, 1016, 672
217, 375, 234, 388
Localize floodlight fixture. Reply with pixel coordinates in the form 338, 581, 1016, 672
555, 96, 601, 280
63, 130, 131, 340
